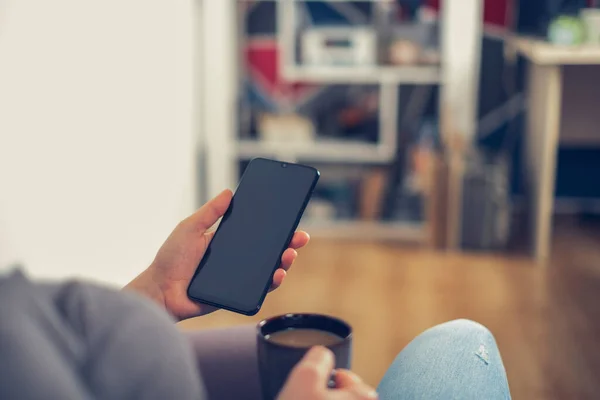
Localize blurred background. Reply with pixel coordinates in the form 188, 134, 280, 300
2, 0, 600, 398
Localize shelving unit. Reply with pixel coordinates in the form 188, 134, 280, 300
201, 0, 482, 244
237, 138, 394, 163
280, 65, 442, 84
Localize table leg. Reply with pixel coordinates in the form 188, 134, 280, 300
525, 64, 562, 262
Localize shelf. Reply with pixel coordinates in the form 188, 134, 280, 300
237, 139, 395, 163
508, 36, 600, 66
299, 219, 427, 241
282, 65, 441, 85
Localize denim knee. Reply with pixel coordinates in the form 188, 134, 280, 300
439, 319, 491, 332
378, 319, 511, 399
430, 319, 495, 341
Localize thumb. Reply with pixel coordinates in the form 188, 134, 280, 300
185, 189, 233, 233
280, 346, 334, 397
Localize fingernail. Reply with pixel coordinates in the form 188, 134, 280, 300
306, 346, 333, 363
358, 386, 378, 399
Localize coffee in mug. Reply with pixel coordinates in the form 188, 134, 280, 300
265, 328, 344, 348
257, 313, 352, 400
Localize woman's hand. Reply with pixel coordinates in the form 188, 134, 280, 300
125, 189, 310, 321
278, 347, 378, 400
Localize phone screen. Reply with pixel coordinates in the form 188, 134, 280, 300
188, 158, 319, 315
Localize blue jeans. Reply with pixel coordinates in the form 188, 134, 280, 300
377, 319, 511, 399
188, 319, 511, 399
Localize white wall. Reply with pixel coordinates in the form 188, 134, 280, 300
0, 0, 200, 285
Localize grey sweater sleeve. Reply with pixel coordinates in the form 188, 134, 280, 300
0, 270, 206, 400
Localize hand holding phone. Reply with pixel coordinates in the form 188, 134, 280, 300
126, 179, 311, 321
187, 158, 320, 315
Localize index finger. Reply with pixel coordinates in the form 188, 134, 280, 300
332, 370, 379, 399
185, 189, 232, 232
289, 231, 310, 249
333, 369, 363, 389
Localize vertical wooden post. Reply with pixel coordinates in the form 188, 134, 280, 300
525, 63, 562, 262
439, 0, 483, 249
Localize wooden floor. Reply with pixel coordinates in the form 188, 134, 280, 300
179, 218, 600, 400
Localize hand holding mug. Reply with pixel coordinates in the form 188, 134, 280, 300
257, 313, 373, 399
277, 347, 378, 400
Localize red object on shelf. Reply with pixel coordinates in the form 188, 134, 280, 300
245, 39, 319, 107
426, 0, 512, 29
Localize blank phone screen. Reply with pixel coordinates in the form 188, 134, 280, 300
188, 158, 319, 314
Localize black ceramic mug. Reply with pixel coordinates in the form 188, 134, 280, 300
256, 313, 352, 400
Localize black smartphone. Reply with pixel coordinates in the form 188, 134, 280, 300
187, 158, 320, 316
